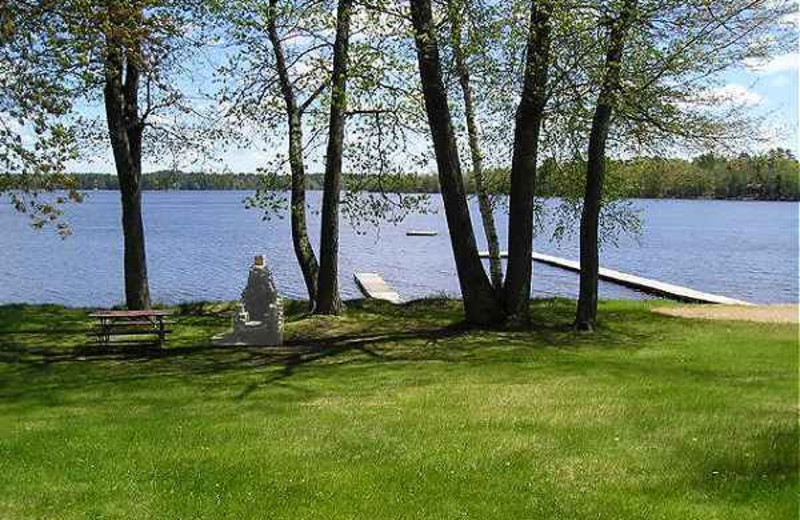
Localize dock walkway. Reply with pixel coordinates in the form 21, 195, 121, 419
353, 273, 403, 304
479, 251, 752, 305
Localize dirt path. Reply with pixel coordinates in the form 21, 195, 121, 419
653, 304, 798, 324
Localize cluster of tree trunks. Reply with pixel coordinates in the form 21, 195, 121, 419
409, 0, 503, 325
411, 0, 554, 325
411, 0, 639, 328
100, 0, 637, 332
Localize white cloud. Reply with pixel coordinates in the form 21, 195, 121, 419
705, 84, 764, 107
780, 9, 800, 27
745, 53, 799, 74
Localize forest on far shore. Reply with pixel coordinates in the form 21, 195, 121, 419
63, 148, 799, 201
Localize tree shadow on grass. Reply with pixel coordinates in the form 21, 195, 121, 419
0, 320, 487, 405
0, 320, 473, 371
0, 298, 677, 404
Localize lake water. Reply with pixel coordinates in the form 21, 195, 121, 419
0, 191, 797, 307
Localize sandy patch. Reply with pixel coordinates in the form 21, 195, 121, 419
653, 304, 799, 324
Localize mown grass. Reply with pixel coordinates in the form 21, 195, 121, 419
0, 298, 797, 519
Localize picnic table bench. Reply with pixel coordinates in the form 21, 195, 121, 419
88, 310, 174, 347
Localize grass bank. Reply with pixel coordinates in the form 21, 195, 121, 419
0, 299, 797, 519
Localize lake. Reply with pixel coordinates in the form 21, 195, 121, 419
0, 191, 796, 307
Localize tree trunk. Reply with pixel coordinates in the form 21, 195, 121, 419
446, 0, 503, 292
315, 0, 353, 315
410, 0, 502, 325
502, 0, 552, 321
267, 0, 319, 308
575, 0, 638, 331
103, 8, 150, 310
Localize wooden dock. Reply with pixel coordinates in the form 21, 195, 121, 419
479, 251, 752, 305
354, 272, 403, 304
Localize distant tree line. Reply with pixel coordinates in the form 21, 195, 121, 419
62, 148, 799, 201
68, 171, 268, 191
60, 170, 442, 192
537, 148, 800, 201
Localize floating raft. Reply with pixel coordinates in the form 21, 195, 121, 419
354, 272, 403, 304
479, 251, 752, 305
406, 230, 438, 236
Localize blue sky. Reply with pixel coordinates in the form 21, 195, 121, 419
723, 50, 799, 151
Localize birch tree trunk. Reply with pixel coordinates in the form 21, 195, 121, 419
446, 0, 503, 292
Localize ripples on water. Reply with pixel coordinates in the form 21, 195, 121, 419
0, 191, 796, 306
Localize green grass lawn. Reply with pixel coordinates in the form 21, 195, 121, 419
0, 299, 797, 519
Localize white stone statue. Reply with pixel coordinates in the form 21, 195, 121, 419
221, 255, 283, 346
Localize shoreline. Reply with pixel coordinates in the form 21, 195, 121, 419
71, 188, 800, 203
2, 297, 798, 314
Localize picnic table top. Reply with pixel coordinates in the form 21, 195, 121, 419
89, 309, 173, 319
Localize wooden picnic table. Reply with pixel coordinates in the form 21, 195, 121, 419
88, 309, 174, 347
